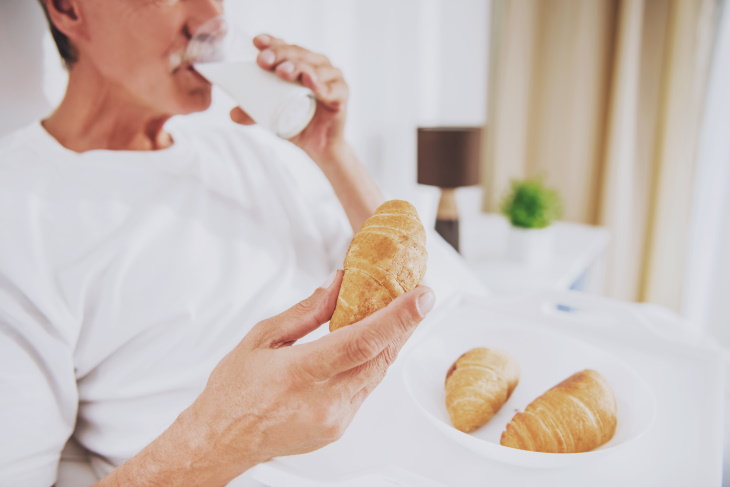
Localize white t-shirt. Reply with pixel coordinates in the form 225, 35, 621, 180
0, 121, 484, 486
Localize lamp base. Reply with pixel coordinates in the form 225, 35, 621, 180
436, 188, 460, 252
435, 218, 460, 252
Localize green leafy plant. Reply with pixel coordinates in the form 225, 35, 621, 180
500, 177, 563, 229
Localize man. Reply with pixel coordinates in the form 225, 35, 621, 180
0, 0, 460, 485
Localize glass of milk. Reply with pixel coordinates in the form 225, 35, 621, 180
186, 16, 317, 139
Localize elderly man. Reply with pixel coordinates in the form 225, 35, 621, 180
0, 1, 460, 485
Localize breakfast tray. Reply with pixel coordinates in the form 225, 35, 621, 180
249, 291, 726, 487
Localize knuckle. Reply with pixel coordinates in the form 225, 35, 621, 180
346, 329, 383, 363
325, 89, 348, 110
381, 343, 400, 367
392, 309, 415, 336
326, 99, 342, 111
267, 46, 286, 62
291, 361, 318, 383
284, 44, 306, 59
344, 339, 371, 365
246, 318, 272, 345
292, 295, 318, 317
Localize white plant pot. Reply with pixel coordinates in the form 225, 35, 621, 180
506, 226, 555, 267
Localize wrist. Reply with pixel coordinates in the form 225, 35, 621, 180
303, 138, 383, 231
95, 403, 263, 487
177, 400, 267, 484
309, 138, 355, 171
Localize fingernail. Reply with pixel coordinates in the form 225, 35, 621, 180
260, 49, 275, 65
320, 270, 339, 290
255, 34, 271, 45
417, 290, 436, 317
279, 61, 295, 74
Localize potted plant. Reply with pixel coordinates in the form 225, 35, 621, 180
500, 177, 563, 266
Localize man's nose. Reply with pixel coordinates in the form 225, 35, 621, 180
186, 0, 225, 37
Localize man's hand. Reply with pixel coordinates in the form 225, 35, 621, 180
231, 34, 383, 232
230, 34, 349, 164
96, 271, 435, 487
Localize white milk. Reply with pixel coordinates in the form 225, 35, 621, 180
195, 61, 316, 139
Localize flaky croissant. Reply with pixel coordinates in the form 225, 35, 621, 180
500, 369, 617, 453
445, 348, 521, 433
329, 200, 427, 331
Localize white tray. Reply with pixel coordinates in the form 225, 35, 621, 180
250, 291, 726, 487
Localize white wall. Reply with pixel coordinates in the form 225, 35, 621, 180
0, 0, 490, 223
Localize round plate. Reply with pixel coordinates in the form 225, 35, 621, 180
400, 316, 656, 468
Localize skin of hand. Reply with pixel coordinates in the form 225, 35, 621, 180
97, 271, 436, 486
230, 34, 349, 165
231, 34, 384, 231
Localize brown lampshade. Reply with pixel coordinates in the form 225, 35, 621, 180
417, 126, 482, 188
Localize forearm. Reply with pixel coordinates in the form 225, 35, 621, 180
93, 405, 260, 487
314, 141, 384, 232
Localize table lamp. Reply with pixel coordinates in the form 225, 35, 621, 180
417, 126, 482, 252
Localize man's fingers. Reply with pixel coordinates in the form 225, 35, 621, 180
297, 286, 435, 381
256, 42, 330, 73
253, 33, 282, 50
253, 271, 343, 347
249, 34, 348, 115
253, 36, 333, 84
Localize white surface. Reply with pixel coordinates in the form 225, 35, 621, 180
460, 213, 610, 295
402, 317, 655, 468
252, 292, 725, 486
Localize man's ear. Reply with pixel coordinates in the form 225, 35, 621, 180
43, 0, 85, 41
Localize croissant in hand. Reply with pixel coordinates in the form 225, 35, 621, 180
445, 347, 521, 433
500, 369, 617, 453
329, 200, 427, 331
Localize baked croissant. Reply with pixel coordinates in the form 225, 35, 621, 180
445, 347, 521, 433
329, 200, 427, 331
500, 369, 617, 453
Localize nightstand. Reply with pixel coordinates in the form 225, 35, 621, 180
459, 213, 610, 296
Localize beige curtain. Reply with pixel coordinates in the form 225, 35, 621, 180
482, 0, 717, 310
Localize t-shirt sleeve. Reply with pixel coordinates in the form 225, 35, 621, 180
0, 286, 78, 486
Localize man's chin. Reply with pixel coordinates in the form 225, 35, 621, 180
177, 89, 213, 114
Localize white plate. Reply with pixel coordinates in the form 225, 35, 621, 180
400, 313, 657, 468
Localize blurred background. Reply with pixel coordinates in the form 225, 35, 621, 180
1, 0, 728, 352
